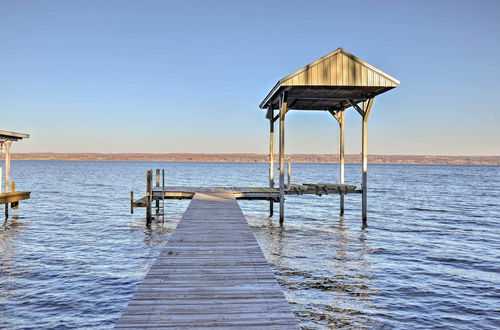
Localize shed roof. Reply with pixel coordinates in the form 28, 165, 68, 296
260, 48, 400, 111
0, 130, 30, 141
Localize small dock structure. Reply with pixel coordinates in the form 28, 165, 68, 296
131, 48, 399, 226
0, 130, 31, 218
117, 191, 299, 328
260, 48, 399, 225
130, 170, 360, 224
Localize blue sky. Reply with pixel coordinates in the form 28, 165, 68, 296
1, 0, 498, 155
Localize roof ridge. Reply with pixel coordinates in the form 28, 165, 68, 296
279, 48, 400, 85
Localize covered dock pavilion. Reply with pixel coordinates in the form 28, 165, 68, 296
260, 48, 400, 225
0, 130, 31, 218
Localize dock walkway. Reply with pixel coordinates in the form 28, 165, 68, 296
116, 191, 299, 328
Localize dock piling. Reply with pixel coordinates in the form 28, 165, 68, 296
10, 181, 19, 209
130, 191, 134, 214
146, 170, 152, 224
287, 160, 291, 190
155, 169, 160, 215
268, 106, 275, 217
338, 110, 345, 216
4, 141, 10, 219
4, 140, 11, 193
161, 169, 165, 223
361, 99, 374, 225
278, 92, 288, 225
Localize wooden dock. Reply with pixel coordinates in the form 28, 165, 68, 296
1, 130, 30, 218
131, 184, 360, 209
116, 191, 299, 329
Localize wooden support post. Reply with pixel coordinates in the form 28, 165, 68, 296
11, 181, 19, 209
5, 141, 11, 193
279, 93, 288, 225
4, 141, 11, 219
330, 109, 346, 216
361, 99, 374, 225
0, 167, 2, 194
130, 191, 134, 214
155, 169, 160, 187
269, 109, 275, 217
155, 169, 160, 215
287, 161, 291, 189
162, 169, 165, 223
339, 110, 345, 216
146, 170, 152, 224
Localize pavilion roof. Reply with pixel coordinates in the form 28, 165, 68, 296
0, 130, 30, 141
259, 48, 400, 111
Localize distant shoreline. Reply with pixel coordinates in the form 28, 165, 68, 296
3, 153, 499, 165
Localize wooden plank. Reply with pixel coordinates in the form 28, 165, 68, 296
115, 192, 299, 329
0, 191, 30, 204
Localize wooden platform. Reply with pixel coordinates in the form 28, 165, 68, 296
0, 191, 31, 204
116, 192, 299, 329
132, 183, 359, 209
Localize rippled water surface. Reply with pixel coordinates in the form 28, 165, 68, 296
1, 161, 499, 329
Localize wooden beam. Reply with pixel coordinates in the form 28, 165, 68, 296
347, 99, 365, 117
287, 98, 298, 109
279, 92, 288, 225
146, 170, 152, 224
268, 106, 275, 217
265, 107, 273, 120
155, 169, 160, 215
361, 98, 374, 225
338, 110, 345, 215
328, 109, 341, 123
4, 140, 11, 193
287, 161, 291, 190
291, 96, 368, 101
272, 113, 280, 123
130, 191, 134, 214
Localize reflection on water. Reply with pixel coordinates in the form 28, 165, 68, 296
0, 161, 499, 329
245, 214, 381, 329
1, 215, 26, 316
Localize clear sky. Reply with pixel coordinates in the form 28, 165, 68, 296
1, 0, 499, 155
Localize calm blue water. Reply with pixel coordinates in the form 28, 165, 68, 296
1, 161, 499, 329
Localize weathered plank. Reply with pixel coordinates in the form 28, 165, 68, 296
0, 191, 31, 204
116, 192, 299, 329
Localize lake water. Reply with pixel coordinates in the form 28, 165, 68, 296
0, 161, 499, 329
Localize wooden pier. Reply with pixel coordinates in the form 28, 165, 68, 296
0, 130, 30, 218
116, 191, 299, 328
118, 48, 400, 327
130, 169, 360, 224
